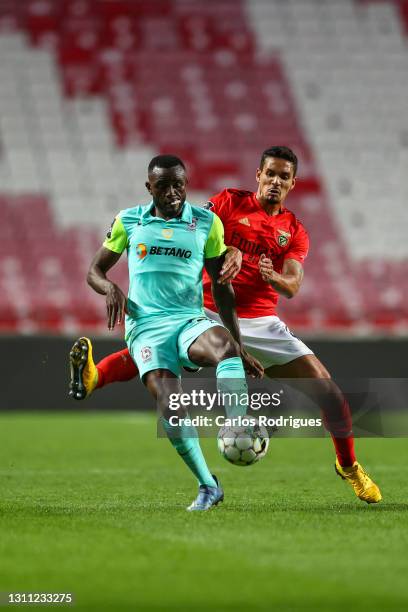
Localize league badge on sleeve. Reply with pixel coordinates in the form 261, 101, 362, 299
106, 218, 116, 239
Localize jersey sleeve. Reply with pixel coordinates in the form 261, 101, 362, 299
204, 213, 227, 259
205, 189, 231, 222
103, 215, 129, 254
284, 222, 309, 264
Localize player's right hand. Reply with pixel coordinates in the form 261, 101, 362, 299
240, 348, 264, 379
258, 254, 275, 284
106, 282, 128, 330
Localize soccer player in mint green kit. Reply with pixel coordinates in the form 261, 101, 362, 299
86, 155, 262, 511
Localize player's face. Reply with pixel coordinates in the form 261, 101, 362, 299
146, 165, 187, 218
256, 157, 296, 206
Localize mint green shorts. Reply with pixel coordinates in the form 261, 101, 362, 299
126, 315, 224, 380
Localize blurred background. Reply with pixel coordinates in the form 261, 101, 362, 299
0, 0, 407, 409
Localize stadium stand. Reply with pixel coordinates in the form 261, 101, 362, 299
0, 0, 407, 334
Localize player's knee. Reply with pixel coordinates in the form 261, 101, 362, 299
319, 367, 331, 379
216, 337, 240, 363
144, 371, 182, 411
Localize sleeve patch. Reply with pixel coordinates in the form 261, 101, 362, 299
106, 217, 116, 239
103, 216, 129, 254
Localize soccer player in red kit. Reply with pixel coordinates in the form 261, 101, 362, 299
70, 146, 381, 504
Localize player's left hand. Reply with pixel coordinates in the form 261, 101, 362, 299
258, 254, 275, 284
240, 347, 264, 379
218, 246, 242, 284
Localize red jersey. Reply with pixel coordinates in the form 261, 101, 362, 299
203, 189, 309, 318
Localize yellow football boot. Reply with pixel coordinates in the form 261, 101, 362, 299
335, 459, 382, 504
69, 337, 98, 400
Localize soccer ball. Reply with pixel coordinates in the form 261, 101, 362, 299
217, 420, 269, 466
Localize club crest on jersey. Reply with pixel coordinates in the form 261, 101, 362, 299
188, 217, 197, 231
141, 346, 152, 362
136, 243, 147, 259
277, 230, 291, 247
162, 228, 173, 239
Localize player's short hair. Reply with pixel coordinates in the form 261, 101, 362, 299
148, 155, 186, 175
260, 146, 298, 177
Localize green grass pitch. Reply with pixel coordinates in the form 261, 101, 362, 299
1, 412, 408, 611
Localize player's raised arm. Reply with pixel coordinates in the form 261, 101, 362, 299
87, 216, 129, 331
258, 255, 304, 299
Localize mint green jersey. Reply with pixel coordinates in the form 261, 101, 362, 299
103, 201, 226, 337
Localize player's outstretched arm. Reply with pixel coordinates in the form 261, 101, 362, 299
258, 256, 304, 299
87, 246, 127, 331
205, 256, 263, 378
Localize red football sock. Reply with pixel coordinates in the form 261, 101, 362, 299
322, 389, 356, 467
331, 434, 356, 467
96, 348, 138, 388
322, 396, 356, 467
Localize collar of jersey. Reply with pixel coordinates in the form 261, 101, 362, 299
140, 201, 193, 225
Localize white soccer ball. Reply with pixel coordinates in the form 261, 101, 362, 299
217, 420, 269, 466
